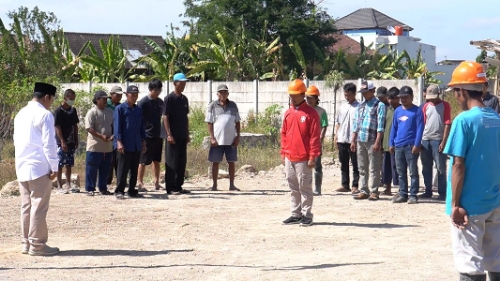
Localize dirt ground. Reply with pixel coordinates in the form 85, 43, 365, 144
0, 161, 457, 281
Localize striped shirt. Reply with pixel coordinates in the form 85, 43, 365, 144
352, 97, 386, 142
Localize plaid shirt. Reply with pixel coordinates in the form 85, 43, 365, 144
352, 98, 386, 142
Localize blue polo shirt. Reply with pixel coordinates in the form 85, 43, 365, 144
114, 102, 146, 152
444, 106, 500, 216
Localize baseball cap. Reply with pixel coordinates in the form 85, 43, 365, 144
110, 86, 124, 94
93, 90, 108, 104
173, 73, 189, 82
126, 85, 139, 93
217, 84, 229, 92
376, 86, 387, 97
398, 86, 413, 97
425, 85, 441, 99
358, 81, 376, 93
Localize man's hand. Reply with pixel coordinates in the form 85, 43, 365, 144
100, 134, 108, 142
350, 142, 356, 152
307, 159, 315, 169
117, 141, 124, 154
451, 206, 468, 229
334, 136, 338, 147
439, 142, 446, 152
389, 146, 395, 154
232, 136, 240, 147
107, 135, 114, 141
142, 141, 147, 154
61, 142, 68, 152
48, 172, 57, 180
373, 142, 381, 152
167, 136, 176, 144
210, 137, 218, 147
412, 145, 421, 154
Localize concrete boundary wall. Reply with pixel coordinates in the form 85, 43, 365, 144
62, 78, 424, 139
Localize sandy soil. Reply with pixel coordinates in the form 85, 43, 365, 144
0, 162, 457, 281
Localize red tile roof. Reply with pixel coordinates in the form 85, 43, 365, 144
327, 34, 372, 55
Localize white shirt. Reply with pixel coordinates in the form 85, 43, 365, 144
335, 100, 359, 143
14, 101, 59, 181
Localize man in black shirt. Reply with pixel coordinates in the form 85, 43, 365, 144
54, 89, 79, 193
482, 82, 500, 113
137, 79, 165, 192
163, 73, 191, 195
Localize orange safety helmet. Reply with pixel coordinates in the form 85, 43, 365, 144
305, 85, 320, 96
447, 61, 488, 87
287, 79, 307, 95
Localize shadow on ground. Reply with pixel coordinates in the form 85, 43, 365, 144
58, 249, 193, 257
314, 222, 418, 228
19, 262, 380, 271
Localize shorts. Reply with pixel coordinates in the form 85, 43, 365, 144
57, 147, 76, 167
208, 145, 237, 163
140, 138, 163, 165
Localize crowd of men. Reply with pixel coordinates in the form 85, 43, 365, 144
12, 61, 500, 281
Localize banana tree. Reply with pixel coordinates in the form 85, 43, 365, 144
246, 21, 282, 80
287, 39, 307, 79
402, 48, 443, 84
187, 30, 238, 81
79, 35, 131, 83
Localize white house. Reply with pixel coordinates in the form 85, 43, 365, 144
335, 8, 455, 86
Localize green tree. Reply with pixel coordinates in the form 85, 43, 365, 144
79, 36, 131, 83
182, 0, 336, 79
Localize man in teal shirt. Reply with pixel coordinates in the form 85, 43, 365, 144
444, 61, 500, 281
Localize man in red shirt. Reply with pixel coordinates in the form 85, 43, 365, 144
281, 79, 321, 227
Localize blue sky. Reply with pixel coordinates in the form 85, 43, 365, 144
1, 0, 499, 62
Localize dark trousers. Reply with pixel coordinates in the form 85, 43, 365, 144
115, 151, 141, 195
382, 151, 399, 186
337, 142, 359, 189
106, 149, 118, 185
165, 138, 188, 192
85, 151, 113, 192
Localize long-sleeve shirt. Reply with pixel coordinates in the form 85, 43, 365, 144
280, 102, 321, 162
389, 104, 424, 147
352, 97, 386, 142
14, 101, 59, 181
114, 102, 146, 152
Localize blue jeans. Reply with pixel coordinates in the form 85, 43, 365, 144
420, 140, 447, 197
85, 151, 113, 192
395, 145, 420, 198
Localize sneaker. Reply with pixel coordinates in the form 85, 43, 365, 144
408, 196, 418, 204
115, 193, 125, 200
392, 196, 408, 203
354, 193, 369, 200
368, 193, 379, 201
22, 243, 29, 254
179, 189, 191, 194
300, 217, 313, 227
86, 191, 94, 196
336, 187, 350, 192
99, 190, 113, 196
418, 192, 433, 199
282, 216, 302, 225
57, 188, 69, 194
313, 191, 322, 196
28, 245, 60, 256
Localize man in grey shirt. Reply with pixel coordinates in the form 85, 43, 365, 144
205, 84, 241, 191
